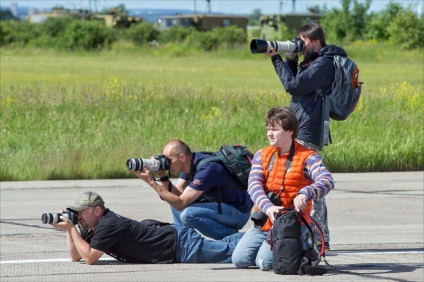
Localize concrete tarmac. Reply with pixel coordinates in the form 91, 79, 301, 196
1, 171, 423, 281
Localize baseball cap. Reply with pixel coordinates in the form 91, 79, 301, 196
67, 191, 105, 212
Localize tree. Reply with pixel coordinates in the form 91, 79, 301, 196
0, 9, 17, 21
248, 9, 262, 26
388, 8, 424, 49
320, 0, 371, 43
365, 2, 403, 40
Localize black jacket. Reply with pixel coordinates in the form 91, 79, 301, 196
271, 45, 347, 147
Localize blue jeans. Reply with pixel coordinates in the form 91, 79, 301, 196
173, 222, 244, 263
231, 226, 273, 271
171, 202, 251, 240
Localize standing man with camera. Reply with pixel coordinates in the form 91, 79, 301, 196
264, 21, 344, 251
131, 139, 253, 240
52, 191, 243, 265
232, 107, 334, 270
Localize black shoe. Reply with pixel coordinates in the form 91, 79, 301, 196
324, 242, 330, 252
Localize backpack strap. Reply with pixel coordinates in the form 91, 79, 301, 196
217, 186, 222, 214
320, 92, 331, 149
266, 152, 276, 180
300, 211, 326, 257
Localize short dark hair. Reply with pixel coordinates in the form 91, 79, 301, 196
265, 107, 299, 140
297, 20, 326, 46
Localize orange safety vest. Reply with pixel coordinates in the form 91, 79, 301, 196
259, 141, 315, 231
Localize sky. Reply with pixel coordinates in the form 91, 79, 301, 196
1, 0, 422, 15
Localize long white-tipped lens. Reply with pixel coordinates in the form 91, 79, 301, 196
271, 40, 296, 52
41, 213, 60, 224
142, 159, 160, 171
126, 158, 144, 171
126, 159, 136, 171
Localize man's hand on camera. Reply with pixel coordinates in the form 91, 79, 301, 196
265, 47, 277, 58
131, 169, 156, 186
52, 216, 74, 231
286, 51, 298, 60
156, 169, 166, 179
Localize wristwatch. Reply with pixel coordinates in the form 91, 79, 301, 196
159, 176, 169, 182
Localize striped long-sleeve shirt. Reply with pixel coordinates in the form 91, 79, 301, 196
248, 149, 335, 214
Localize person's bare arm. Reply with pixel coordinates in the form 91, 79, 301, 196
53, 217, 104, 265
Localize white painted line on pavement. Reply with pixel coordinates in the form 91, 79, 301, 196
1, 250, 423, 264
330, 250, 424, 255
1, 257, 116, 264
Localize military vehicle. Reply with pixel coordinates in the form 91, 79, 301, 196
26, 6, 91, 23
157, 14, 248, 32
26, 6, 141, 28
92, 8, 142, 28
259, 13, 321, 39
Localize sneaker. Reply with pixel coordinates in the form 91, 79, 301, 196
316, 241, 331, 252
324, 242, 330, 252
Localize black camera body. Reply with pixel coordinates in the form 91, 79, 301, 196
250, 190, 283, 229
267, 191, 282, 206
126, 155, 170, 172
41, 209, 78, 225
251, 210, 268, 229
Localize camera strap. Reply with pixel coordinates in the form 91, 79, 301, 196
279, 143, 295, 196
266, 142, 295, 195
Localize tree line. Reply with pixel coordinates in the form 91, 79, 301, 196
0, 0, 422, 51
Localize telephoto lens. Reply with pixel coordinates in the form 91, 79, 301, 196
250, 39, 297, 54
41, 213, 62, 224
41, 211, 78, 225
126, 158, 163, 171
126, 158, 144, 171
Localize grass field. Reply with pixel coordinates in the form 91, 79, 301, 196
1, 43, 423, 181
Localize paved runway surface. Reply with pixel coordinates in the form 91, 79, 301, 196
1, 171, 423, 281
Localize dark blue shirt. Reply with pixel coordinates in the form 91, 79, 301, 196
180, 152, 253, 213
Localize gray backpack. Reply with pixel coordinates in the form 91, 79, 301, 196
321, 55, 363, 147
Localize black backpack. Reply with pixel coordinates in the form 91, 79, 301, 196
271, 209, 328, 276
197, 144, 253, 190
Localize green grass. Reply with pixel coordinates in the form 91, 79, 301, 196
1, 43, 423, 181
